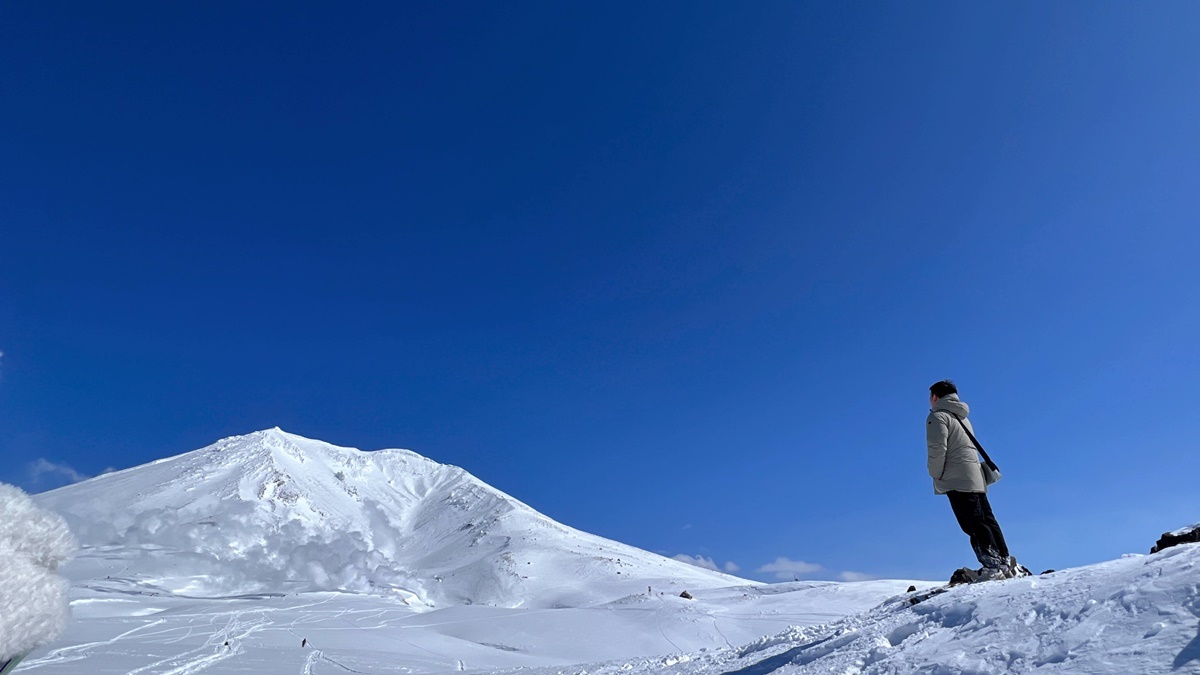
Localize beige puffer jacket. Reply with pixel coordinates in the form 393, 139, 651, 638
926, 394, 987, 494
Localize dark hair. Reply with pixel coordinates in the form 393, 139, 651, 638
929, 380, 957, 398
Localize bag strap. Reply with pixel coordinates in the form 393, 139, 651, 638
0, 656, 26, 675
939, 410, 1000, 472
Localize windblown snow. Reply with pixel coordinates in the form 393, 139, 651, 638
18, 428, 1200, 673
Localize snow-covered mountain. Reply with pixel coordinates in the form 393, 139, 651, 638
24, 429, 933, 673
34, 428, 744, 609
26, 428, 1199, 673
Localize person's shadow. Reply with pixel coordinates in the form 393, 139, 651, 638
1174, 593, 1200, 671
1175, 622, 1200, 670
722, 636, 834, 675
722, 645, 811, 675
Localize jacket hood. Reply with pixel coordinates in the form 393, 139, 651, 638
933, 393, 970, 418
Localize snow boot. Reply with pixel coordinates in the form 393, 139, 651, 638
977, 565, 1011, 581
1006, 556, 1033, 578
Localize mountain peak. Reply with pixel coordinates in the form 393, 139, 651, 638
35, 432, 745, 608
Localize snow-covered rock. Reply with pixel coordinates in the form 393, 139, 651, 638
1152, 523, 1200, 553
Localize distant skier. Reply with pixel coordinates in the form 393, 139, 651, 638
926, 380, 1021, 580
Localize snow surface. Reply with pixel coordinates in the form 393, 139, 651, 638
0, 483, 76, 661
20, 573, 924, 674
1169, 524, 1200, 538
21, 429, 1200, 673
534, 545, 1200, 674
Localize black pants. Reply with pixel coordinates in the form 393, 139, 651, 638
947, 491, 1009, 569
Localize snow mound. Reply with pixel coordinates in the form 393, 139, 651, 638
0, 483, 77, 661
34, 429, 744, 608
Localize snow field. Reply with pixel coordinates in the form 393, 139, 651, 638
20, 573, 924, 674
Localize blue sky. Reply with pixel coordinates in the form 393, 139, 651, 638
2, 2, 1198, 582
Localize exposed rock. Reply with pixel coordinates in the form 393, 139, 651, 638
1152, 525, 1200, 554
679, 590, 694, 600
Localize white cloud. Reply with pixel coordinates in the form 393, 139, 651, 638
674, 554, 718, 571
838, 571, 878, 582
673, 554, 740, 574
756, 557, 824, 580
31, 459, 89, 484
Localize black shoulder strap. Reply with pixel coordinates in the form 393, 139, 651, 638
939, 410, 1000, 472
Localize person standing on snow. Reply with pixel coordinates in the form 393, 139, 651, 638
926, 380, 1019, 579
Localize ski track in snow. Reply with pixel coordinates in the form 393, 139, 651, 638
301, 650, 321, 675
124, 611, 272, 675
22, 601, 302, 674
35, 554, 1200, 674
20, 620, 170, 669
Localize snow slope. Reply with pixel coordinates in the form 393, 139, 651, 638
531, 543, 1200, 674
24, 428, 933, 673
23, 544, 1200, 674
19, 579, 926, 674
29, 428, 1195, 673
34, 429, 746, 609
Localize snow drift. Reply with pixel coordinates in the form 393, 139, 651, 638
0, 483, 76, 661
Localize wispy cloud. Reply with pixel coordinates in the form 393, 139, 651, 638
673, 554, 741, 575
837, 571, 878, 582
756, 557, 824, 580
30, 458, 89, 484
